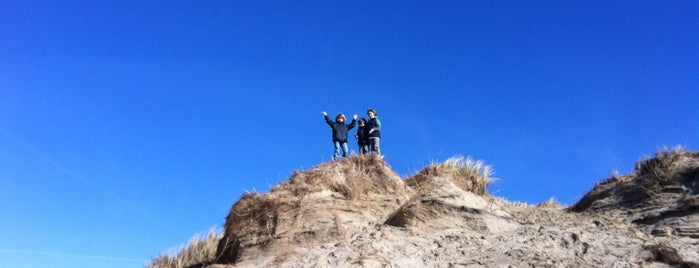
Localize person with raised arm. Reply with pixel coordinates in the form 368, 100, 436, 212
322, 111, 358, 160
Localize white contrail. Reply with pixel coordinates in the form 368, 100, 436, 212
35, 148, 179, 233
0, 248, 146, 263
0, 128, 178, 233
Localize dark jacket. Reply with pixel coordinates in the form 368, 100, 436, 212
324, 115, 356, 142
355, 125, 369, 145
366, 117, 381, 138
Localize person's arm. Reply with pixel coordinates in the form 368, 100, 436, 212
348, 118, 356, 130
322, 111, 333, 126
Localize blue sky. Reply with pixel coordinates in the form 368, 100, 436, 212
1, 1, 697, 267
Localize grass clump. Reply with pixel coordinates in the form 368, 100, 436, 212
272, 153, 404, 199
147, 228, 222, 268
571, 146, 699, 212
217, 153, 407, 264
634, 146, 699, 179
406, 156, 494, 195
536, 197, 564, 208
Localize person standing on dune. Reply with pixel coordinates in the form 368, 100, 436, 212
366, 108, 381, 155
322, 111, 357, 160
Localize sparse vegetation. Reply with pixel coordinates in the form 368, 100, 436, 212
148, 228, 222, 268
572, 146, 699, 212
275, 153, 404, 199
216, 153, 408, 264
593, 146, 697, 188
406, 156, 493, 195
536, 197, 563, 208
634, 146, 699, 179
149, 148, 699, 267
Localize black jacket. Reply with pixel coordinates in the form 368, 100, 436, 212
366, 117, 381, 138
324, 115, 356, 142
355, 126, 369, 145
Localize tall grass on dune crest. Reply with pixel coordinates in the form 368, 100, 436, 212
406, 156, 494, 195
272, 153, 403, 199
571, 146, 699, 212
147, 228, 222, 268
594, 146, 698, 187
634, 146, 699, 179
216, 153, 407, 264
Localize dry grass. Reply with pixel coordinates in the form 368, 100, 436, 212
216, 191, 289, 263
592, 146, 697, 188
218, 153, 406, 264
147, 227, 222, 268
571, 146, 699, 212
155, 154, 405, 266
387, 156, 495, 228
596, 147, 697, 188
273, 153, 404, 199
634, 146, 699, 179
225, 192, 280, 239
536, 197, 564, 208
405, 156, 493, 196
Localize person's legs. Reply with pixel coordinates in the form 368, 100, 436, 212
370, 137, 381, 155
333, 141, 341, 160
341, 142, 349, 157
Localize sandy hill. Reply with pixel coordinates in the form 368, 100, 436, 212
150, 149, 699, 268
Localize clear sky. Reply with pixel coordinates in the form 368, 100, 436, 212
1, 1, 697, 267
